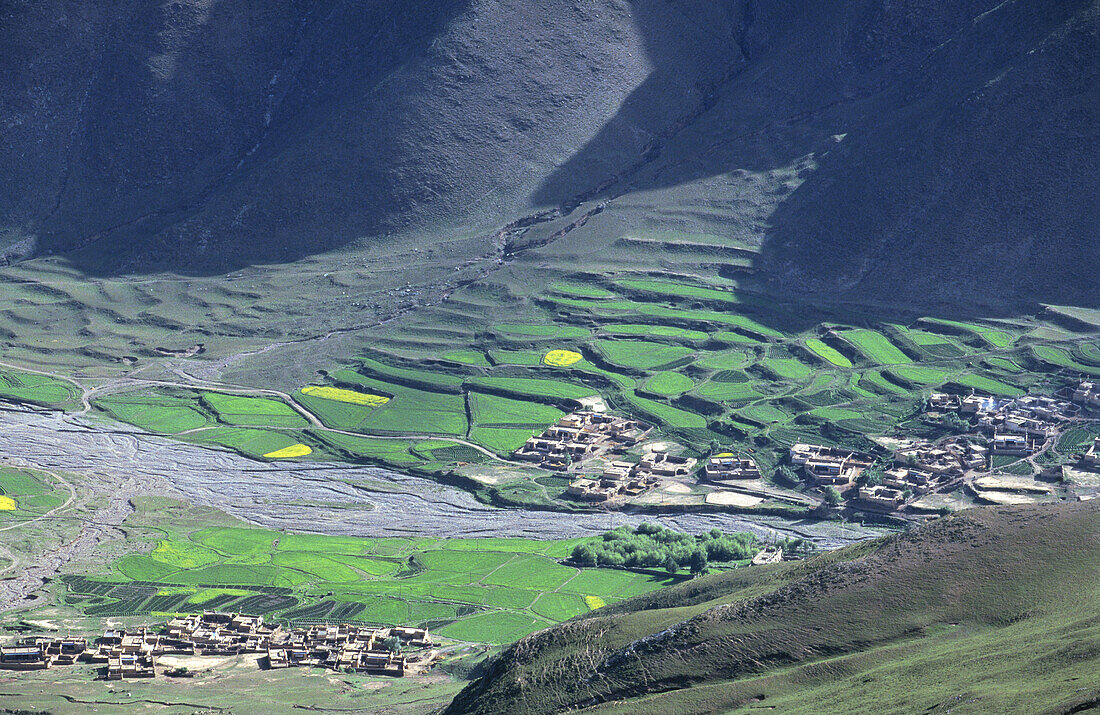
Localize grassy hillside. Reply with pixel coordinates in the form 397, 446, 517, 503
445, 503, 1100, 714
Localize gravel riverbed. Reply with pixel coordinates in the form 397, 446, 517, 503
0, 407, 884, 547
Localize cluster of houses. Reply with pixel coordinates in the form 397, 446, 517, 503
0, 612, 434, 680
566, 449, 697, 501
702, 454, 761, 483
1071, 381, 1100, 407
789, 443, 873, 486
514, 411, 651, 469
927, 391, 1079, 458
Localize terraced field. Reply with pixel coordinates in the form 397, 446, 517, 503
62, 504, 680, 644
25, 268, 1098, 516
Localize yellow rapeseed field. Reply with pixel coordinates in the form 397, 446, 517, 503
715, 452, 734, 457
264, 444, 313, 459
301, 385, 390, 406
544, 349, 583, 367
584, 595, 606, 610
0, 496, 14, 510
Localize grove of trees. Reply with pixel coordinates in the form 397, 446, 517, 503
569, 523, 759, 575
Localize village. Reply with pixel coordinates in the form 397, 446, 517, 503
0, 611, 437, 680
517, 381, 1100, 517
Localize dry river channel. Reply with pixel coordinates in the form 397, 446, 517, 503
0, 407, 884, 546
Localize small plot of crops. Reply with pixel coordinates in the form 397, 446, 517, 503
1032, 345, 1100, 376
615, 278, 746, 305
625, 392, 707, 429
0, 467, 63, 519
949, 373, 1024, 397
95, 390, 211, 434
740, 402, 789, 424
185, 427, 310, 461
922, 318, 1015, 348
301, 385, 390, 406
316, 432, 426, 466
0, 369, 79, 407
543, 349, 583, 367
642, 371, 695, 396
357, 356, 465, 390
201, 392, 308, 428
761, 357, 813, 380
488, 349, 545, 366
600, 324, 708, 341
594, 340, 695, 370
888, 365, 951, 385
550, 282, 616, 299
694, 378, 762, 404
805, 339, 852, 367
263, 443, 312, 459
331, 372, 469, 436
858, 370, 912, 397
467, 376, 596, 400
494, 324, 589, 339
838, 329, 913, 365
440, 349, 491, 366
468, 392, 565, 454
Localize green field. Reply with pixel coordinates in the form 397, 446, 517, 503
642, 371, 695, 396
466, 376, 597, 401
0, 368, 80, 407
616, 278, 743, 304
762, 357, 813, 380
183, 427, 310, 460
625, 392, 707, 429
201, 392, 309, 428
838, 329, 913, 364
0, 466, 66, 519
600, 324, 708, 341
62, 499, 678, 645
594, 340, 695, 370
888, 365, 951, 385
441, 349, 491, 366
1032, 345, 1100, 376
804, 339, 852, 367
330, 372, 468, 436
95, 390, 211, 434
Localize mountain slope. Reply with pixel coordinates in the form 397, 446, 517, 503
445, 502, 1100, 714
1, 0, 1095, 312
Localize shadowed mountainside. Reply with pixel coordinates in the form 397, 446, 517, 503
444, 502, 1100, 714
0, 0, 1096, 310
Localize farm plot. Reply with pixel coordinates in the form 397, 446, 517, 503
761, 357, 813, 380
642, 371, 695, 396
550, 281, 616, 299
888, 365, 951, 385
99, 527, 670, 641
494, 324, 589, 339
921, 318, 1014, 348
949, 373, 1025, 397
184, 427, 312, 461
441, 349, 491, 366
839, 329, 913, 364
625, 392, 707, 429
357, 356, 465, 390
805, 339, 852, 367
615, 278, 743, 304
468, 392, 565, 454
895, 327, 968, 357
694, 379, 763, 404
94, 390, 211, 433
0, 368, 80, 407
330, 373, 469, 436
201, 392, 308, 428
1032, 346, 1100, 376
600, 324, 708, 341
594, 340, 695, 370
467, 376, 596, 401
0, 467, 66, 519
315, 432, 426, 466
